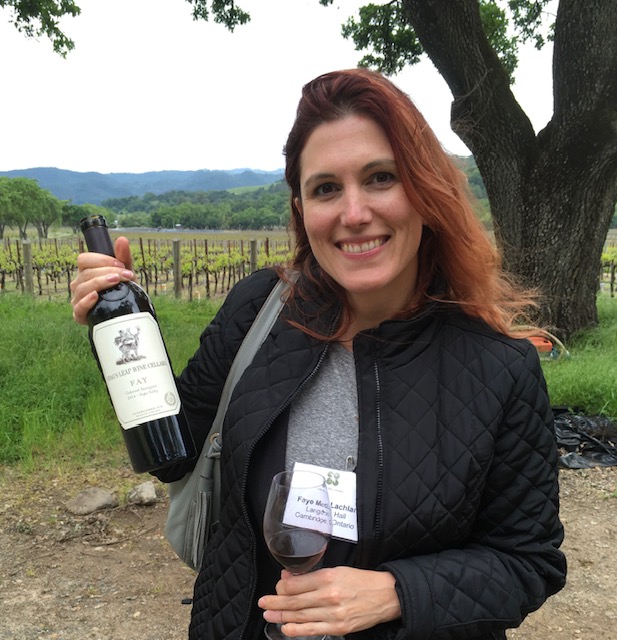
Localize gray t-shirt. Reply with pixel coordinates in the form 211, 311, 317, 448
285, 343, 359, 472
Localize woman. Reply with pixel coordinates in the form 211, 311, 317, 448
71, 68, 566, 640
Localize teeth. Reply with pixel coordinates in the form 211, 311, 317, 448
340, 238, 385, 254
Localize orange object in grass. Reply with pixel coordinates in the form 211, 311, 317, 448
529, 336, 553, 353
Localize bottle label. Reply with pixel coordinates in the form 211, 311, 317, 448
92, 312, 180, 430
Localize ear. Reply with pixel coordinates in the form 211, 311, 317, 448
294, 196, 303, 216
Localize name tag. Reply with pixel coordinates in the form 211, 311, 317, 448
293, 462, 358, 543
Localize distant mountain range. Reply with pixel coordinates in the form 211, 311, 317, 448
0, 167, 285, 205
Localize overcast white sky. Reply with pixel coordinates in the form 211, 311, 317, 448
0, 0, 554, 174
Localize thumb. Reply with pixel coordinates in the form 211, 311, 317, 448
114, 236, 134, 272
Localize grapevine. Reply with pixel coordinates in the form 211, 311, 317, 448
0, 234, 292, 300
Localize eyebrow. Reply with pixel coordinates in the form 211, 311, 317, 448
301, 158, 398, 193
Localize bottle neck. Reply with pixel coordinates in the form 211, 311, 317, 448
82, 223, 116, 258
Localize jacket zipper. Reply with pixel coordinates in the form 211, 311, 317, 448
372, 342, 385, 543
238, 342, 331, 640
357, 339, 384, 567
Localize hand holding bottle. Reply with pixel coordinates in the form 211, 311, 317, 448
74, 215, 196, 473
71, 235, 135, 325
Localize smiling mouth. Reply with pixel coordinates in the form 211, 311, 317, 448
338, 237, 388, 254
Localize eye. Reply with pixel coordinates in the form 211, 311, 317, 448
314, 182, 338, 197
370, 171, 395, 186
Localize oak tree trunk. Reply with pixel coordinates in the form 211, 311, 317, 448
403, 0, 617, 339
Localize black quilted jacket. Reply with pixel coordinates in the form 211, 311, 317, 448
157, 269, 566, 640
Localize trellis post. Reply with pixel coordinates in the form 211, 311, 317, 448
173, 239, 182, 299
250, 239, 257, 273
23, 240, 34, 295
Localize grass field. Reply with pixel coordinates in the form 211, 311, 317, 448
0, 289, 616, 469
541, 293, 617, 415
0, 293, 218, 468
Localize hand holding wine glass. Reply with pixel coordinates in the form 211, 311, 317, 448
263, 470, 333, 640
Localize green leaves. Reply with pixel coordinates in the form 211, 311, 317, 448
478, 0, 553, 80
185, 0, 250, 30
507, 0, 553, 49
337, 0, 553, 82
341, 3, 422, 76
0, 0, 81, 56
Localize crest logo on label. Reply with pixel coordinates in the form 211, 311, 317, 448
114, 326, 146, 365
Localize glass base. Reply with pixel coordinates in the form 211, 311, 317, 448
264, 622, 328, 640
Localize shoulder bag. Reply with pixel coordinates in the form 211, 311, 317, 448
165, 276, 293, 570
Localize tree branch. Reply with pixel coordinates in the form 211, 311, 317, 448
545, 0, 617, 188
401, 0, 537, 159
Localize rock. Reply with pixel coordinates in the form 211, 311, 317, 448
65, 487, 118, 515
126, 481, 158, 505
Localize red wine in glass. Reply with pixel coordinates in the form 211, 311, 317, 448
268, 528, 328, 574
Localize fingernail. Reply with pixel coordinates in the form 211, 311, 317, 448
121, 270, 134, 279
106, 273, 120, 283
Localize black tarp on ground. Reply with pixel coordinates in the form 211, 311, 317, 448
554, 410, 617, 468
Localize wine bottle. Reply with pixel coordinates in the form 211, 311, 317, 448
80, 214, 196, 473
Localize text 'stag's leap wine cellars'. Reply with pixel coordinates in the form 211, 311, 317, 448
79, 215, 196, 473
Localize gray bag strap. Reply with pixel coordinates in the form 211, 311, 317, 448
203, 273, 297, 520
202, 272, 297, 459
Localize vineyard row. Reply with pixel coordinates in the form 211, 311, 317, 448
0, 236, 293, 300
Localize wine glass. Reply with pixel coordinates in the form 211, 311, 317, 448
263, 469, 332, 640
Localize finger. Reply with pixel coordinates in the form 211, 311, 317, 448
257, 570, 334, 617
71, 290, 100, 325
71, 268, 133, 301
76, 236, 133, 272
259, 592, 321, 619
275, 569, 330, 596
261, 608, 285, 625
280, 621, 334, 638
262, 605, 330, 628
76, 250, 125, 271
70, 270, 133, 324
273, 609, 339, 638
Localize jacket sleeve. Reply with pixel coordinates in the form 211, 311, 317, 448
380, 344, 566, 640
152, 269, 279, 483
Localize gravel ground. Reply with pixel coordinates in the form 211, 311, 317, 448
1, 463, 616, 639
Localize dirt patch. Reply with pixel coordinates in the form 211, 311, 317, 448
1, 463, 616, 639
510, 466, 617, 639
0, 465, 194, 640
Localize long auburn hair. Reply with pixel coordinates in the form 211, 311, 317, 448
283, 68, 535, 337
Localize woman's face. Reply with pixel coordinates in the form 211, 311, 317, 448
295, 114, 425, 318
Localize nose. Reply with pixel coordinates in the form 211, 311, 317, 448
340, 186, 372, 228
